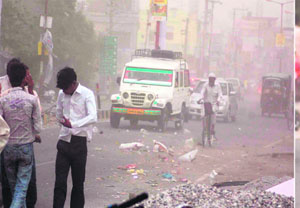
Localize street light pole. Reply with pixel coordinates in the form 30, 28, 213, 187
207, 0, 222, 73
232, 8, 247, 77
266, 0, 294, 72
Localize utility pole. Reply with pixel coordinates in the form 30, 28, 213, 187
200, 0, 209, 76
232, 8, 247, 77
144, 10, 151, 49
207, 0, 222, 73
155, 21, 160, 49
38, 0, 48, 95
265, 0, 294, 72
184, 18, 189, 58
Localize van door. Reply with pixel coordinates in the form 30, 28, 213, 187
172, 71, 181, 114
184, 70, 190, 107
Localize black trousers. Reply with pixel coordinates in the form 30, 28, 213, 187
53, 136, 87, 208
1, 149, 37, 208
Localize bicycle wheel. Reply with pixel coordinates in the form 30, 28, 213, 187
202, 117, 206, 147
207, 115, 212, 147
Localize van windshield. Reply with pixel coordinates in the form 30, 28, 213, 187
123, 67, 173, 87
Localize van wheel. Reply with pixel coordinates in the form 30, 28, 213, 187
157, 108, 169, 132
183, 106, 189, 123
224, 111, 230, 122
110, 110, 121, 128
175, 110, 184, 130
130, 119, 138, 128
231, 115, 236, 122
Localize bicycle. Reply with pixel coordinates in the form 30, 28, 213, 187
198, 100, 217, 147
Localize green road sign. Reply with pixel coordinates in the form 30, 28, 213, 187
100, 36, 118, 75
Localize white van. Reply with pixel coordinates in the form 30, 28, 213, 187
110, 49, 191, 131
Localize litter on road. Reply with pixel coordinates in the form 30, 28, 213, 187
178, 149, 198, 162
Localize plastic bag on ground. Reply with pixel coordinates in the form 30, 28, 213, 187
178, 149, 198, 162
119, 142, 145, 150
184, 138, 195, 151
153, 140, 168, 153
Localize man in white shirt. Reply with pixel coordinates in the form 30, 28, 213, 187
53, 67, 97, 208
198, 73, 222, 139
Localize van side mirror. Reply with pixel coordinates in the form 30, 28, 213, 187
116, 77, 121, 85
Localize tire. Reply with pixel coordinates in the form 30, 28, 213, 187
231, 115, 236, 122
110, 110, 121, 128
175, 110, 184, 130
202, 116, 211, 147
130, 119, 138, 128
224, 111, 230, 122
157, 107, 169, 132
183, 106, 189, 123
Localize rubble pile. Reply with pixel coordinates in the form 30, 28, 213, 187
241, 176, 293, 191
140, 183, 294, 208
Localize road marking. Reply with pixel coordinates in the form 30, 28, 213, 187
264, 139, 283, 148
36, 160, 55, 167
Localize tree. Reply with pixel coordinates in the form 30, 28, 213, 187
48, 0, 100, 87
1, 0, 41, 78
1, 0, 101, 88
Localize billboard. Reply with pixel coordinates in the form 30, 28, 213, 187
150, 0, 167, 21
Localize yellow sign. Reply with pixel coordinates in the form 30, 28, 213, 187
153, 0, 167, 4
38, 41, 42, 55
151, 0, 167, 21
276, 33, 285, 47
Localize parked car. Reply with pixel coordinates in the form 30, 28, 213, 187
189, 78, 238, 122
226, 78, 243, 100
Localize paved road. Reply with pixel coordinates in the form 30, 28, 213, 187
34, 93, 293, 208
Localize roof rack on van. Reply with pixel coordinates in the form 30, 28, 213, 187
133, 49, 183, 60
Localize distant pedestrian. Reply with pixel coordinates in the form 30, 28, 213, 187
0, 58, 41, 208
0, 62, 42, 208
53, 67, 97, 208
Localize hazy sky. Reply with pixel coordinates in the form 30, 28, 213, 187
139, 0, 294, 33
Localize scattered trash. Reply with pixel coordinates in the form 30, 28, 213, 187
162, 173, 173, 179
119, 142, 145, 151
127, 169, 135, 173
126, 164, 137, 169
184, 138, 195, 151
209, 170, 218, 185
140, 128, 149, 134
94, 147, 102, 151
153, 144, 159, 152
179, 178, 188, 183
96, 177, 103, 181
93, 127, 99, 133
174, 132, 178, 135
136, 169, 145, 175
153, 140, 168, 153
178, 149, 198, 162
126, 129, 130, 132
183, 129, 191, 134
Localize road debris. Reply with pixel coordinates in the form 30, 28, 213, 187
184, 138, 195, 151
119, 142, 145, 151
153, 140, 168, 153
178, 149, 198, 162
139, 183, 294, 207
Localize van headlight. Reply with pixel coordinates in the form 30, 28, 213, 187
147, 94, 154, 101
123, 92, 129, 99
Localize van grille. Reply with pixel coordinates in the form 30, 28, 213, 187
131, 93, 145, 106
